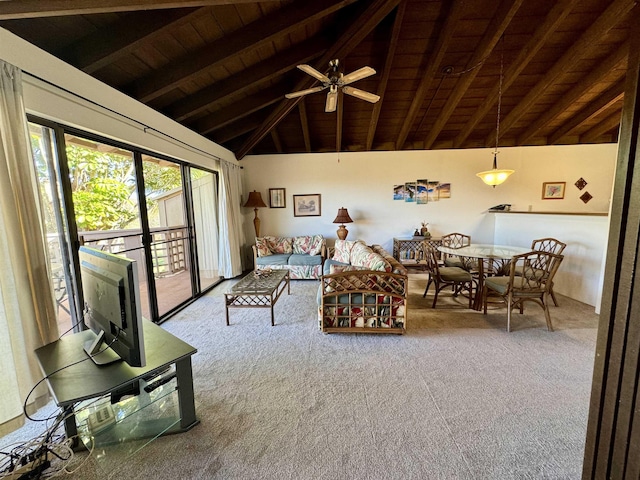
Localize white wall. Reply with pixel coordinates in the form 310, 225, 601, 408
494, 213, 609, 307
242, 144, 618, 307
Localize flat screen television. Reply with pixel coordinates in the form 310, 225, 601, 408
78, 246, 146, 367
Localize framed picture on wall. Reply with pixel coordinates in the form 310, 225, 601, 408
542, 182, 566, 199
293, 194, 321, 217
269, 188, 286, 208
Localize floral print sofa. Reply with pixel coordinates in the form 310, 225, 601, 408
318, 240, 408, 334
252, 235, 326, 279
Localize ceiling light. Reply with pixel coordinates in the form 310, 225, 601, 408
477, 36, 513, 187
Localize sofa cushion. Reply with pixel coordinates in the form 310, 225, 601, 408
350, 242, 392, 272
333, 239, 359, 263
288, 253, 323, 266
328, 264, 369, 274
255, 253, 290, 266
323, 258, 350, 275
292, 235, 324, 255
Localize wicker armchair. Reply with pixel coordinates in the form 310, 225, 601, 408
482, 251, 564, 332
530, 237, 567, 306
422, 244, 474, 308
441, 232, 473, 270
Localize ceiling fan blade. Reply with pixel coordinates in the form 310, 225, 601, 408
325, 88, 338, 113
285, 86, 326, 99
297, 64, 330, 83
342, 86, 380, 103
341, 66, 376, 85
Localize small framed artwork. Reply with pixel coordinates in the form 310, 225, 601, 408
542, 182, 566, 200
269, 188, 286, 208
293, 194, 321, 217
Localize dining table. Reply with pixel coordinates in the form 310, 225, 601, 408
437, 244, 532, 310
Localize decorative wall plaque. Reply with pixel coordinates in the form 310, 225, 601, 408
575, 177, 588, 190
580, 191, 593, 204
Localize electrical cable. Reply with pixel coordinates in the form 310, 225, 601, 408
22, 331, 121, 422
56, 308, 87, 338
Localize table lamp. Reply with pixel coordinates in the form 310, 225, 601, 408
244, 190, 267, 237
333, 207, 353, 240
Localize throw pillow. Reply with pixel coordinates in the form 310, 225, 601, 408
333, 239, 357, 263
292, 235, 323, 255
308, 235, 324, 256
267, 236, 292, 254
255, 237, 272, 257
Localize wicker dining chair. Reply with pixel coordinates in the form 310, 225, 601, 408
530, 237, 567, 306
441, 232, 471, 269
422, 244, 474, 308
482, 250, 564, 332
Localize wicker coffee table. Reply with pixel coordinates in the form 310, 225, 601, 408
225, 269, 290, 326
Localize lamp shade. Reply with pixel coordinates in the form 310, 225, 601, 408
333, 208, 353, 224
243, 191, 267, 208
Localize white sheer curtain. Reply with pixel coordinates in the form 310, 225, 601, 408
0, 61, 58, 436
217, 159, 245, 278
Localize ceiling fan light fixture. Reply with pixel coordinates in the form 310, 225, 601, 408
325, 85, 338, 112
285, 59, 379, 112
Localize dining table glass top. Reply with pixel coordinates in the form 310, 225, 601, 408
437, 244, 531, 259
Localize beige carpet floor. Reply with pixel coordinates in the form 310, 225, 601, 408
2, 272, 599, 479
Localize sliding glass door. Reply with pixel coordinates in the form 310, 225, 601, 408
142, 155, 194, 316
27, 117, 222, 329
190, 168, 220, 291
63, 133, 153, 320
28, 123, 77, 334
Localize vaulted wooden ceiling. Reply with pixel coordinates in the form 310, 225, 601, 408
0, 0, 633, 159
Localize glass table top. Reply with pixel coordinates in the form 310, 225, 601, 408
228, 269, 288, 295
438, 244, 531, 259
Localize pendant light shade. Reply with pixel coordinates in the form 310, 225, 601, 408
476, 154, 514, 187
477, 36, 513, 187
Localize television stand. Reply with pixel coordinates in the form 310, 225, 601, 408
34, 319, 198, 449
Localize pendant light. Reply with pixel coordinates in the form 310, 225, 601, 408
477, 37, 514, 187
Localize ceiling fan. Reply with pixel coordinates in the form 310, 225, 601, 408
285, 59, 380, 113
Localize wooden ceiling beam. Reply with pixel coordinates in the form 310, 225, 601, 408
517, 43, 628, 145
127, 0, 356, 103
168, 36, 329, 122
271, 129, 283, 154
211, 118, 262, 145
395, 0, 464, 150
298, 100, 312, 153
193, 85, 286, 135
0, 0, 282, 20
423, 0, 523, 150
549, 79, 625, 144
237, 0, 402, 159
579, 110, 623, 143
486, 0, 636, 145
366, 0, 406, 151
55, 8, 205, 74
453, 0, 580, 148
